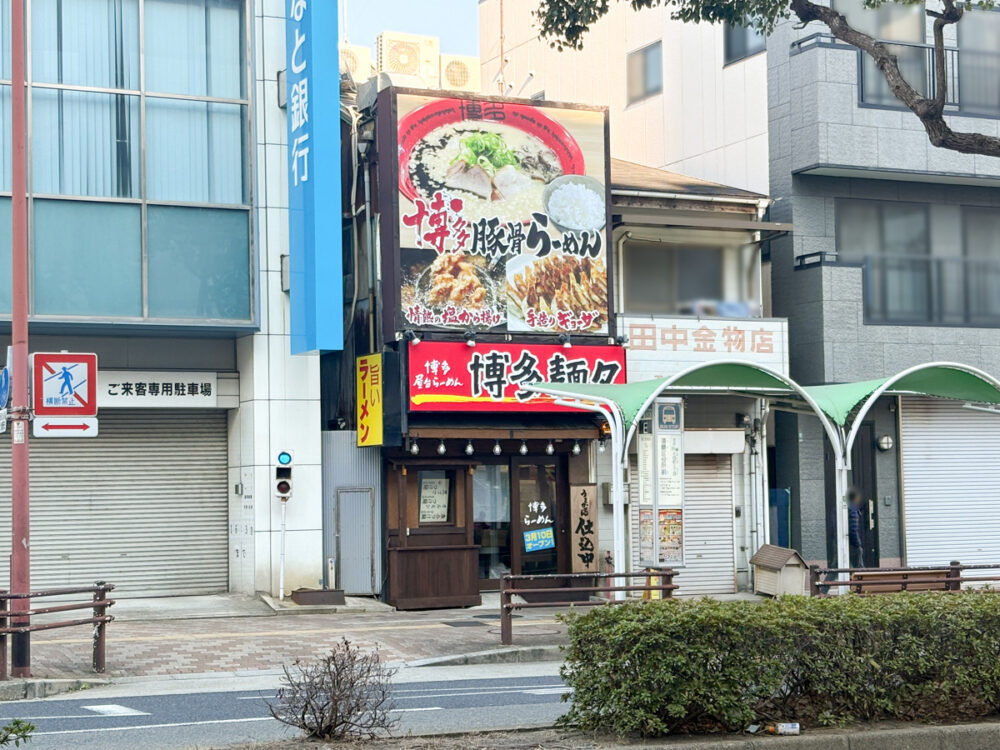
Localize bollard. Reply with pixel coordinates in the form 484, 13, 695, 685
92, 582, 108, 673
948, 561, 962, 592
500, 577, 513, 646
0, 596, 7, 681
809, 565, 821, 597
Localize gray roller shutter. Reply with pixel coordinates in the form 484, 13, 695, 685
677, 454, 736, 595
900, 397, 1000, 569
0, 409, 228, 596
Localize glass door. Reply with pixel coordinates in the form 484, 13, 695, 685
514, 461, 560, 576
472, 464, 511, 589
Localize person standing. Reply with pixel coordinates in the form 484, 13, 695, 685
848, 488, 865, 568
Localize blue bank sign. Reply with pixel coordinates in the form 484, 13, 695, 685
287, 0, 342, 353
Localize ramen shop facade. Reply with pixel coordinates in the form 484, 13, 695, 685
369, 88, 623, 609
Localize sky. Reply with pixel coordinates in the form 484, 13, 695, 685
343, 0, 481, 56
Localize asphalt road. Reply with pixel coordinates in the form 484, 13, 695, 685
0, 668, 570, 749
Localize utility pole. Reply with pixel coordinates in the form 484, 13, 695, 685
10, 0, 31, 678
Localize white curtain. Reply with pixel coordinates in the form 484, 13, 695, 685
145, 0, 244, 203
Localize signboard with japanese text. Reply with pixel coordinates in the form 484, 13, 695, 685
623, 316, 788, 381
419, 473, 450, 524
636, 398, 684, 566
356, 354, 383, 447
570, 485, 598, 573
286, 0, 342, 353
32, 352, 98, 417
99, 371, 217, 408
523, 527, 556, 552
407, 341, 626, 412
388, 90, 611, 336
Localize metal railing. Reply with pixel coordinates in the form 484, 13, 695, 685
500, 570, 677, 645
790, 33, 964, 110
809, 561, 1000, 596
0, 582, 115, 679
862, 254, 1000, 327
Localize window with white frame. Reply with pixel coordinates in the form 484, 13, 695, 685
626, 41, 662, 105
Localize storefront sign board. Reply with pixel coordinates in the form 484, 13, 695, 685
623, 317, 788, 381
637, 398, 684, 566
99, 371, 217, 408
408, 341, 625, 412
570, 484, 598, 573
385, 90, 611, 337
356, 354, 383, 447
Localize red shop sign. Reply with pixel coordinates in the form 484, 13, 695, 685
408, 342, 626, 412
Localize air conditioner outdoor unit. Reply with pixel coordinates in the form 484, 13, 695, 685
376, 31, 440, 86
340, 43, 373, 83
439, 54, 481, 92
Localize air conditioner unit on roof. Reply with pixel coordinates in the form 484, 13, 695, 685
376, 31, 439, 86
340, 43, 373, 83
439, 54, 481, 92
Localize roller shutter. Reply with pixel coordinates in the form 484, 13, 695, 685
900, 397, 1000, 569
628, 453, 736, 594
0, 409, 229, 596
678, 454, 736, 595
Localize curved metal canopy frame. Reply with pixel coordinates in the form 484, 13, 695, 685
843, 361, 1000, 462
622, 360, 845, 461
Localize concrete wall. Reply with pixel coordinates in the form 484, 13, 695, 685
479, 0, 770, 194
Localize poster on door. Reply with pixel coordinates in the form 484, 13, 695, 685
570, 484, 598, 573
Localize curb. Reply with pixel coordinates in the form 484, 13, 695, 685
0, 678, 108, 701
259, 594, 393, 616
407, 645, 563, 667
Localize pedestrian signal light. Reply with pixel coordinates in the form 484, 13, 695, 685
275, 450, 293, 499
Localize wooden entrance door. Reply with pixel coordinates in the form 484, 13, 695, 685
511, 458, 570, 578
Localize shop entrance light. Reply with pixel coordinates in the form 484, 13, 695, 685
519, 440, 528, 455
493, 440, 502, 455
437, 440, 447, 455
409, 439, 420, 455
545, 441, 555, 455
571, 440, 581, 456
465, 440, 474, 455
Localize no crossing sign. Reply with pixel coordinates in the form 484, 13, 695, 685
32, 352, 98, 418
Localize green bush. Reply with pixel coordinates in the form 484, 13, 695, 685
559, 591, 1000, 736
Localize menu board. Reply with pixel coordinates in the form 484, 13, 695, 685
394, 92, 609, 335
418, 474, 450, 523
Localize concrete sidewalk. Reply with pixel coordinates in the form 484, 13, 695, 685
23, 593, 567, 680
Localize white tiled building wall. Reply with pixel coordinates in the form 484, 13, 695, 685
227, 0, 325, 596
478, 0, 770, 194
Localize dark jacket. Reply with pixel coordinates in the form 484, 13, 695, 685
848, 503, 864, 549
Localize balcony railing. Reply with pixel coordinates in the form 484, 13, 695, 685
862, 254, 1000, 327
789, 33, 1000, 114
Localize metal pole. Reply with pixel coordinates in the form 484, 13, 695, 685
610, 415, 626, 602
10, 0, 30, 679
279, 499, 287, 601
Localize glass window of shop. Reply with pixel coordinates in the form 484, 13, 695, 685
0, 0, 251, 321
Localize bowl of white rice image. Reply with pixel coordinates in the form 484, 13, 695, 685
542, 175, 606, 233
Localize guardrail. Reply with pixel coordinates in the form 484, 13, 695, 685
0, 582, 115, 679
500, 570, 677, 645
809, 561, 1000, 596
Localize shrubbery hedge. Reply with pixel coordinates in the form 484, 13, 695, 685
559, 592, 1000, 736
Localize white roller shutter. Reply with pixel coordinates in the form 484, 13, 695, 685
900, 397, 1000, 568
678, 454, 736, 596
0, 409, 229, 597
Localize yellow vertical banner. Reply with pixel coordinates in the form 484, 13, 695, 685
356, 354, 383, 447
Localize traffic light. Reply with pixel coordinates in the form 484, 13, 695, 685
275, 450, 293, 499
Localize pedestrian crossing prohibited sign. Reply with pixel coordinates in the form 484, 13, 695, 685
32, 352, 99, 418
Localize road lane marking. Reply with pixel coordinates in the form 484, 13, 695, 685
82, 704, 150, 716
396, 687, 569, 700
0, 715, 103, 721
395, 683, 564, 694
35, 716, 276, 736
390, 707, 442, 712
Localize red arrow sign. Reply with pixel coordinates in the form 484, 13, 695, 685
41, 422, 92, 431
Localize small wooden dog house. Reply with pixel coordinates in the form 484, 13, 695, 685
750, 545, 809, 596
